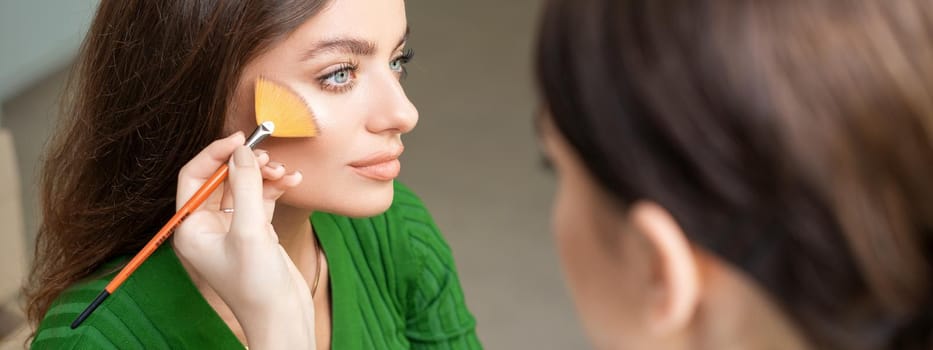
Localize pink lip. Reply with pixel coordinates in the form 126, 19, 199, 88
349, 147, 404, 181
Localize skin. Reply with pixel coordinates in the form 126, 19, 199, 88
538, 116, 812, 350
174, 0, 417, 348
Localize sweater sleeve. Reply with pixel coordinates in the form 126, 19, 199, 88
391, 182, 482, 349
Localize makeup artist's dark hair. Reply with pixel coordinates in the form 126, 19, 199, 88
537, 0, 933, 349
25, 0, 330, 329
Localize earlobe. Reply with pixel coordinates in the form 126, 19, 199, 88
628, 201, 700, 335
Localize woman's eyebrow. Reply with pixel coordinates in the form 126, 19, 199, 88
302, 38, 377, 60
302, 27, 411, 60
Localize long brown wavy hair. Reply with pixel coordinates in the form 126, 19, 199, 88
538, 0, 932, 349
25, 0, 329, 329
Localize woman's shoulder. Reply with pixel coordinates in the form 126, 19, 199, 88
384, 181, 458, 276
313, 181, 450, 263
31, 264, 145, 349
382, 182, 479, 343
312, 181, 458, 288
314, 181, 477, 343
31, 247, 242, 349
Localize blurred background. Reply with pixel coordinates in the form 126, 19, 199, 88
0, 1, 588, 348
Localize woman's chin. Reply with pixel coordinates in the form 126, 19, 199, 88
333, 196, 394, 218
280, 183, 396, 218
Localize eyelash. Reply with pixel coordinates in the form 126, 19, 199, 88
316, 48, 416, 94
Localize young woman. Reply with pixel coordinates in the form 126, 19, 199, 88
27, 1, 480, 349
536, 0, 933, 349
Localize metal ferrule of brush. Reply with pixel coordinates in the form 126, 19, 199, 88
245, 121, 275, 149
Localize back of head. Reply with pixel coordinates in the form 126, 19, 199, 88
25, 0, 329, 329
537, 0, 933, 348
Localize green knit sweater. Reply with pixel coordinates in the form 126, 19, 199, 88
32, 182, 481, 349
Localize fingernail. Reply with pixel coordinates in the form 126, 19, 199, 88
233, 146, 254, 168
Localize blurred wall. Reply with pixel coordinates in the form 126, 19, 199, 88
0, 1, 589, 348
0, 1, 97, 101
2, 68, 68, 251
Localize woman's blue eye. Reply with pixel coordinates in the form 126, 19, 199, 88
391, 48, 414, 77
390, 59, 404, 72
317, 65, 357, 93
326, 69, 352, 85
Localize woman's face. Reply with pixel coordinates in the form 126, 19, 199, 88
230, 0, 417, 217
538, 116, 666, 349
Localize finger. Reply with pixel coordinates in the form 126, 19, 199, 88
263, 171, 303, 219
220, 152, 268, 212
262, 162, 287, 181
189, 138, 255, 211
221, 154, 269, 214
221, 161, 283, 214
177, 132, 245, 209
255, 150, 270, 168
228, 146, 268, 240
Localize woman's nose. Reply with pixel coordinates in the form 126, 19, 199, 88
366, 75, 419, 135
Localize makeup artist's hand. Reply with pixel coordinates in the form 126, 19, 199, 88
172, 132, 315, 350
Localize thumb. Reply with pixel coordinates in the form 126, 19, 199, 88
228, 146, 267, 240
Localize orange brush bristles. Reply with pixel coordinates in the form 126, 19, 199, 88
255, 77, 319, 138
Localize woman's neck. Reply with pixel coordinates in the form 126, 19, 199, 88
271, 203, 316, 264
691, 262, 812, 350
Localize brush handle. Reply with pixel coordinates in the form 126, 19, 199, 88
70, 165, 228, 329
71, 164, 230, 329
105, 164, 229, 293
71, 123, 273, 329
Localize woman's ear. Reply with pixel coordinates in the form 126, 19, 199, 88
627, 201, 700, 335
